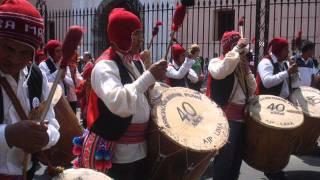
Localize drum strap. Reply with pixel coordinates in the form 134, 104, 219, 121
0, 77, 28, 120
0, 66, 43, 124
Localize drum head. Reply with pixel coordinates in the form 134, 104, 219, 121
53, 168, 112, 180
48, 82, 63, 106
152, 87, 229, 152
290, 86, 320, 118
247, 95, 303, 129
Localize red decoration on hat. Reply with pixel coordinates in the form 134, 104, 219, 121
171, 4, 186, 31
107, 8, 142, 52
171, 44, 185, 61
221, 31, 241, 54
0, 0, 44, 49
267, 37, 289, 56
44, 40, 62, 58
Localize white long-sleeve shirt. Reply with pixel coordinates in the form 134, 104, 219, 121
39, 57, 74, 95
0, 68, 60, 176
91, 54, 155, 164
291, 55, 319, 87
166, 58, 199, 86
258, 54, 297, 98
208, 46, 256, 105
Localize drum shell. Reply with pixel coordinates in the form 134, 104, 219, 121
38, 96, 83, 167
292, 115, 320, 155
244, 113, 296, 173
146, 120, 214, 180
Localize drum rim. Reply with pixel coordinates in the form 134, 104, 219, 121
151, 87, 230, 153
246, 95, 304, 130
290, 86, 320, 119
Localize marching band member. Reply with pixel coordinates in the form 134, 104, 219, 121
256, 37, 298, 180
74, 8, 167, 180
0, 0, 60, 178
203, 31, 256, 180
166, 43, 200, 88
291, 40, 320, 88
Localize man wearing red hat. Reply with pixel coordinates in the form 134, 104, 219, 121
256, 37, 298, 180
257, 37, 298, 99
39, 40, 76, 94
0, 0, 60, 179
74, 8, 167, 180
39, 40, 82, 113
203, 31, 256, 180
166, 43, 200, 87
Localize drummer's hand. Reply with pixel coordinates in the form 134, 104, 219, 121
287, 63, 298, 75
314, 75, 320, 83
5, 121, 49, 153
149, 59, 168, 81
237, 38, 249, 49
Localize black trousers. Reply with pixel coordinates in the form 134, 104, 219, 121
108, 159, 146, 180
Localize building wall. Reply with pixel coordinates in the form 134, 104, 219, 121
28, 0, 320, 59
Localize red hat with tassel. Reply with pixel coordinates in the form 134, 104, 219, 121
171, 43, 186, 61
267, 37, 289, 56
107, 8, 142, 52
221, 31, 241, 54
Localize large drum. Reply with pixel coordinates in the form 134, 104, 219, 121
148, 87, 229, 180
53, 168, 112, 180
290, 86, 320, 155
37, 84, 83, 167
244, 95, 304, 173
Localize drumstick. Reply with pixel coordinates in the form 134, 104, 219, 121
22, 26, 83, 180
147, 21, 163, 50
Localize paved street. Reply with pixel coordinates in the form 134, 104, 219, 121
239, 155, 320, 180
35, 155, 319, 180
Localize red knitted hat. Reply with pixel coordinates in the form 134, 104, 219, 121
0, 0, 44, 49
267, 37, 289, 56
171, 44, 185, 61
44, 40, 62, 57
107, 8, 142, 52
221, 31, 241, 54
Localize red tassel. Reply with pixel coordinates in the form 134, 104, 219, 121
72, 159, 80, 168
238, 16, 245, 26
105, 160, 112, 169
72, 145, 82, 156
172, 4, 186, 32
95, 160, 104, 171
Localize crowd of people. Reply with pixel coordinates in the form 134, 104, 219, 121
0, 0, 319, 180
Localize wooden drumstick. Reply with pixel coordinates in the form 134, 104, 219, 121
147, 21, 163, 50
22, 26, 83, 180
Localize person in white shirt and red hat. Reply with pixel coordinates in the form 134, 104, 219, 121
0, 0, 60, 179
202, 31, 256, 180
72, 8, 167, 180
165, 43, 200, 88
256, 37, 299, 180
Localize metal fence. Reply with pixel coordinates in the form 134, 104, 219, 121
43, 0, 320, 63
